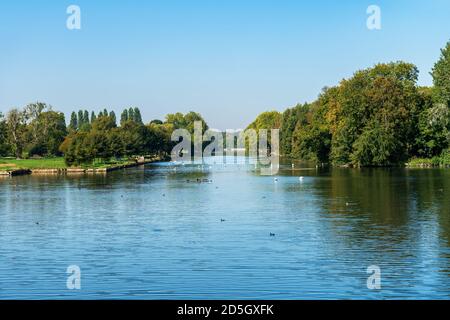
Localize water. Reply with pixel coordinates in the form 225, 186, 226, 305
0, 157, 449, 299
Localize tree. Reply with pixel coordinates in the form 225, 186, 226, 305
128, 108, 135, 123
107, 128, 124, 158
61, 132, 93, 165
69, 112, 78, 131
431, 41, 450, 106
246, 111, 281, 152
6, 108, 26, 158
91, 111, 97, 123
165, 111, 209, 135
83, 110, 90, 125
78, 110, 84, 127
327, 62, 421, 166
109, 111, 117, 126
120, 110, 128, 126
0, 112, 10, 156
24, 102, 47, 143
91, 114, 117, 132
84, 130, 110, 162
28, 111, 67, 156
416, 103, 450, 157
280, 108, 295, 156
133, 107, 143, 124
290, 100, 331, 162
76, 110, 91, 132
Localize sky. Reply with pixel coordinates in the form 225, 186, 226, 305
1, 0, 450, 129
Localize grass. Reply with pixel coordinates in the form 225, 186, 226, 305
0, 157, 67, 171
407, 149, 450, 167
0, 157, 138, 171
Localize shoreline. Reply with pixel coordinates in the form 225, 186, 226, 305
0, 157, 163, 177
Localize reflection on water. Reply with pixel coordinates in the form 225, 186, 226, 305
0, 158, 449, 299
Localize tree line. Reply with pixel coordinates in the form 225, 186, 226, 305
249, 42, 450, 166
0, 104, 207, 166
2, 41, 450, 167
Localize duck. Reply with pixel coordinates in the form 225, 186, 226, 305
270, 233, 276, 237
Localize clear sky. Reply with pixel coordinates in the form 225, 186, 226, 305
1, 0, 450, 129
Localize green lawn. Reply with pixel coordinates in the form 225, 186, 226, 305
0, 157, 67, 171
0, 157, 136, 171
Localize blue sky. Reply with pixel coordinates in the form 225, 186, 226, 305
1, 0, 450, 129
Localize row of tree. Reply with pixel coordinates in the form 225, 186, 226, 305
249, 42, 450, 166
60, 110, 207, 165
0, 103, 208, 165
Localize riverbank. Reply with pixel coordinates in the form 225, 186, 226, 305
406, 150, 450, 168
0, 156, 163, 177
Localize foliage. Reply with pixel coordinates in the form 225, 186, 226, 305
250, 59, 447, 167
0, 112, 10, 156
432, 41, 450, 106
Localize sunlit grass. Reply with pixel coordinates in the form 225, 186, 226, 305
0, 157, 137, 171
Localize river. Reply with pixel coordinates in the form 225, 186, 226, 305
0, 157, 449, 299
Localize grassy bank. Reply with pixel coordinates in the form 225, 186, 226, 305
0, 157, 148, 173
0, 158, 67, 171
406, 150, 450, 168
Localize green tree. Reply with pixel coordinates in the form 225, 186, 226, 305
28, 111, 67, 156
328, 62, 421, 166
6, 108, 26, 158
120, 109, 128, 126
78, 110, 84, 127
91, 111, 97, 123
69, 112, 78, 131
109, 111, 117, 126
83, 110, 89, 124
128, 108, 135, 123
133, 107, 143, 124
107, 128, 125, 158
0, 112, 10, 156
431, 41, 450, 106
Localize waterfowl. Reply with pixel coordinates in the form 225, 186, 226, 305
270, 233, 275, 237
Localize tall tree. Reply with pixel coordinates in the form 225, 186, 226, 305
91, 111, 97, 123
120, 109, 128, 126
6, 108, 26, 158
28, 111, 68, 156
128, 108, 135, 123
78, 110, 84, 127
83, 110, 90, 125
133, 107, 143, 124
24, 102, 47, 143
69, 111, 78, 131
0, 112, 9, 156
431, 41, 450, 106
109, 111, 117, 126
